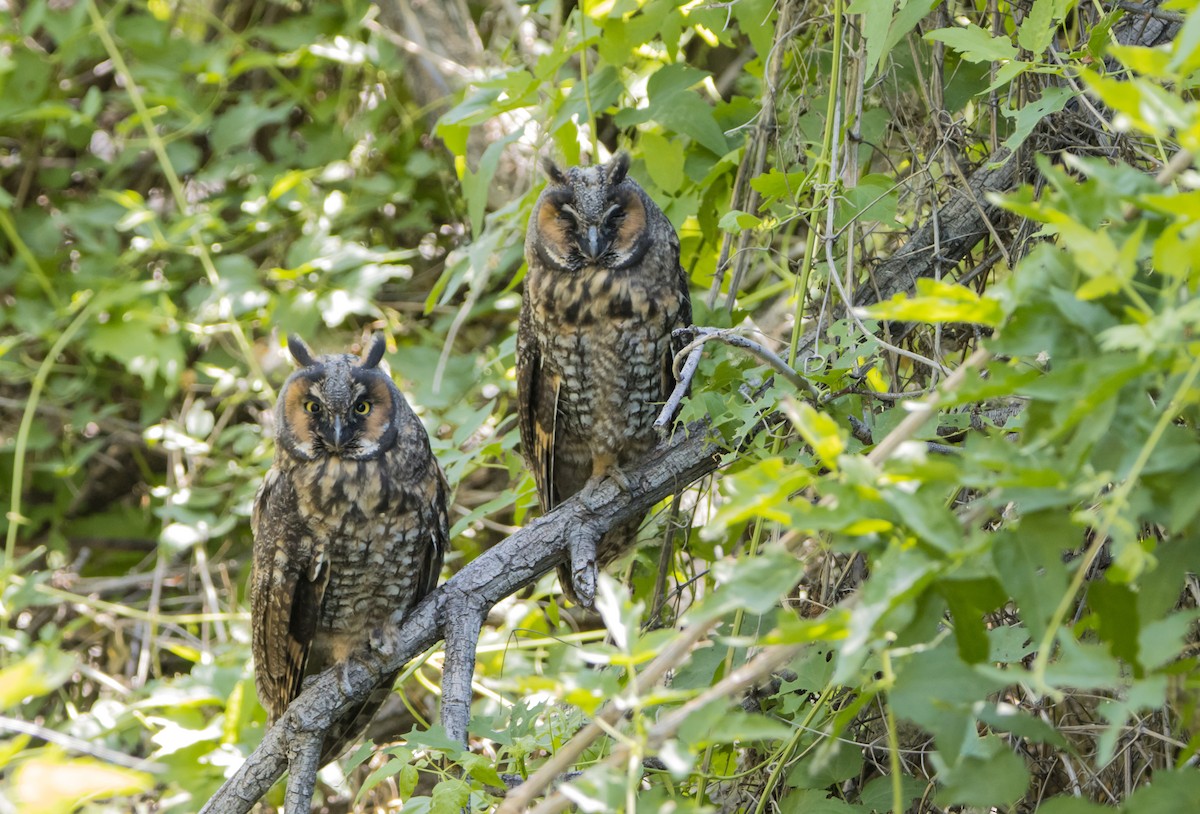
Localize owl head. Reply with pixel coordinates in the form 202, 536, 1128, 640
275, 335, 407, 462
531, 153, 653, 273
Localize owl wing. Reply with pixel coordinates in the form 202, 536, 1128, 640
251, 467, 330, 723
662, 261, 695, 399
517, 304, 560, 511
419, 463, 452, 599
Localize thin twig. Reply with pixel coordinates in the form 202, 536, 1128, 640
0, 715, 165, 773
671, 328, 821, 399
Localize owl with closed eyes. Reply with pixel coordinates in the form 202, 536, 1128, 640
517, 153, 692, 604
251, 334, 448, 764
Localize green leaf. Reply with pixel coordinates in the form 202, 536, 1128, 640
1044, 634, 1122, 690
933, 737, 1029, 808
939, 577, 1006, 663
891, 643, 1006, 763
1018, 0, 1069, 55
690, 545, 805, 623
778, 788, 867, 813
429, 778, 471, 814
1002, 87, 1072, 153
717, 209, 763, 232
1119, 768, 1200, 813
847, 0, 893, 81
0, 648, 76, 711
858, 278, 1004, 326
639, 131, 685, 193
925, 25, 1018, 63
786, 401, 846, 466
10, 752, 154, 814
1089, 579, 1142, 670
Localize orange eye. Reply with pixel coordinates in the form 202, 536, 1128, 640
355, 401, 372, 415
303, 400, 321, 414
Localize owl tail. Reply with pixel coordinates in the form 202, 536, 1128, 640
557, 517, 642, 606
318, 668, 400, 767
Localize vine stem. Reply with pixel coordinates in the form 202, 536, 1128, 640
4, 295, 98, 583
1030, 351, 1200, 694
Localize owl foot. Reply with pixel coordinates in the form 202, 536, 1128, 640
336, 661, 356, 697
579, 466, 634, 511
562, 521, 601, 608
368, 626, 396, 659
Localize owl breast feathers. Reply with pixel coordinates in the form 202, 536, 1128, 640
250, 334, 448, 764
517, 153, 692, 602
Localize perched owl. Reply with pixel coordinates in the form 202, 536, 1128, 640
517, 153, 692, 603
251, 335, 448, 764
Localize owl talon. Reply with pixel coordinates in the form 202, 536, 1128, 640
369, 626, 395, 659
564, 522, 601, 608
337, 661, 356, 697
607, 465, 634, 493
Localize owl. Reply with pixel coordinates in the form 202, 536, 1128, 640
517, 153, 692, 604
251, 334, 448, 764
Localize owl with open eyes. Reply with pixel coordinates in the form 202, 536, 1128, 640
250, 334, 448, 764
517, 153, 692, 604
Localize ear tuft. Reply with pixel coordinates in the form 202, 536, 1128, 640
605, 152, 630, 186
360, 334, 387, 369
287, 335, 317, 368
542, 157, 567, 185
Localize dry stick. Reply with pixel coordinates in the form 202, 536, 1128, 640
440, 589, 487, 747
672, 328, 821, 400
528, 642, 805, 814
284, 731, 322, 813
0, 714, 165, 773
495, 618, 720, 813
655, 342, 704, 431
864, 347, 989, 465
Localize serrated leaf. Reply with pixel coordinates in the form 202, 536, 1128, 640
785, 399, 845, 466
925, 25, 1018, 63
857, 278, 1003, 326
690, 545, 805, 623
717, 209, 762, 232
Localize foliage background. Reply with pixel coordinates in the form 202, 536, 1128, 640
1, 0, 1198, 811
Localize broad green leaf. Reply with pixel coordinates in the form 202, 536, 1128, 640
778, 788, 867, 813
1119, 768, 1200, 813
639, 131, 685, 193
717, 209, 763, 232
1044, 634, 1121, 689
925, 25, 1018, 63
1018, 0, 1070, 55
429, 778, 471, 814
1002, 87, 1072, 152
10, 752, 153, 814
785, 400, 846, 466
0, 648, 76, 711
858, 279, 1003, 326
691, 545, 805, 622
847, 0, 893, 81
932, 737, 1029, 808
891, 643, 1006, 762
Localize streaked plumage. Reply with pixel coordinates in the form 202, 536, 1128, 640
251, 334, 448, 763
517, 153, 692, 603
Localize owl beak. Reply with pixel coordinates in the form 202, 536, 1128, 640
585, 225, 603, 260
331, 416, 345, 450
